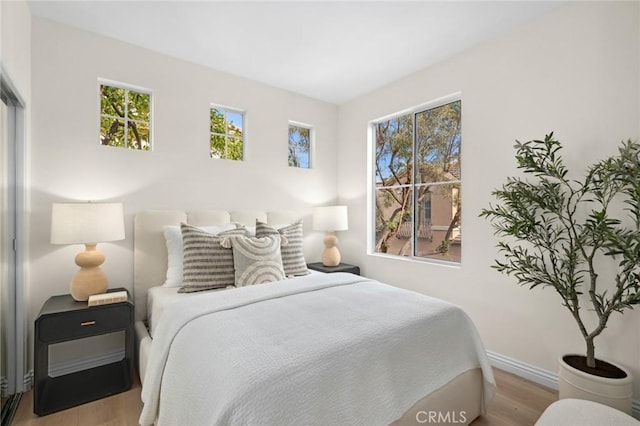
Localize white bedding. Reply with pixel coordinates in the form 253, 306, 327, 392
146, 270, 323, 338
147, 286, 219, 338
140, 272, 495, 426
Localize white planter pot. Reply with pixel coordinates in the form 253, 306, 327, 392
558, 354, 633, 414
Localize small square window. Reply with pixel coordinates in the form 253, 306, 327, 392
288, 123, 312, 168
210, 106, 245, 161
99, 83, 151, 150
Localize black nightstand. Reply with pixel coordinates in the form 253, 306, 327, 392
307, 262, 360, 275
34, 288, 134, 416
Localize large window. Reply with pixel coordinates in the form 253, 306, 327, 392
373, 98, 461, 263
288, 123, 312, 168
99, 82, 151, 150
210, 106, 244, 160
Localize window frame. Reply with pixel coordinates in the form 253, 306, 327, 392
368, 92, 462, 267
209, 104, 246, 161
288, 121, 314, 169
98, 79, 153, 151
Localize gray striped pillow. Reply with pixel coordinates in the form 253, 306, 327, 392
179, 223, 247, 293
256, 220, 309, 277
221, 235, 285, 286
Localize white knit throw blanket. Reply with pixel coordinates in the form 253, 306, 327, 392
140, 273, 495, 425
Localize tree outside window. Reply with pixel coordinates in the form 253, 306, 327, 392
210, 107, 244, 160
288, 124, 311, 168
374, 99, 461, 263
100, 83, 151, 150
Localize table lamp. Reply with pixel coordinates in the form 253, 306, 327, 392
312, 205, 348, 267
50, 202, 125, 301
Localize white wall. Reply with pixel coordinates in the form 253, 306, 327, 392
338, 0, 640, 396
2, 0, 31, 97
29, 18, 338, 364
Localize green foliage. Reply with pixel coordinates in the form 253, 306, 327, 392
210, 108, 243, 161
100, 85, 150, 150
480, 133, 640, 368
288, 125, 311, 168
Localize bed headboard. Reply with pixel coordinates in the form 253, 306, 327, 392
133, 209, 303, 321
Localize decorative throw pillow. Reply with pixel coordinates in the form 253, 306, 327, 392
220, 235, 286, 287
163, 223, 238, 287
256, 220, 309, 277
179, 223, 247, 293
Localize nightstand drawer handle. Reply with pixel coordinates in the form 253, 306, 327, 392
80, 321, 96, 326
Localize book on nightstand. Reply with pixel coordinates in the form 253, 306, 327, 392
87, 290, 128, 306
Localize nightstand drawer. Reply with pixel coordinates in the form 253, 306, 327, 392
37, 304, 132, 343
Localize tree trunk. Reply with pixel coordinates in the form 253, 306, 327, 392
586, 337, 596, 368
443, 206, 461, 242
399, 238, 411, 256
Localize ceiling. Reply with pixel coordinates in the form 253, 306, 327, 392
27, 1, 563, 104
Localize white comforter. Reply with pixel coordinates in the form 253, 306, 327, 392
140, 273, 495, 426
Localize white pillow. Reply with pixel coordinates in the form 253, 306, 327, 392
162, 223, 237, 287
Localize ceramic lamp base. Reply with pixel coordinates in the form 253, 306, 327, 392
321, 233, 341, 267
70, 243, 109, 301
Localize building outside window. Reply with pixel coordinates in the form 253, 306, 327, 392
210, 106, 245, 160
99, 82, 151, 150
423, 194, 432, 226
373, 97, 461, 264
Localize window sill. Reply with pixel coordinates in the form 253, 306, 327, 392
367, 251, 462, 269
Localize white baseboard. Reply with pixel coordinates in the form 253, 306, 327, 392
487, 350, 640, 420
487, 350, 559, 390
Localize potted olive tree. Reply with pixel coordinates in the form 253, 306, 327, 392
480, 133, 640, 413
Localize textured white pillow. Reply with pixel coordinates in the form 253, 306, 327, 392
162, 223, 237, 287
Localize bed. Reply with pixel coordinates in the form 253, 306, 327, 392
134, 209, 496, 425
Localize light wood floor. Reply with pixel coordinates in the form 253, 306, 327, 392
12, 368, 557, 426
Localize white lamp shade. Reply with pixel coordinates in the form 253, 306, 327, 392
313, 205, 348, 232
51, 202, 125, 244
